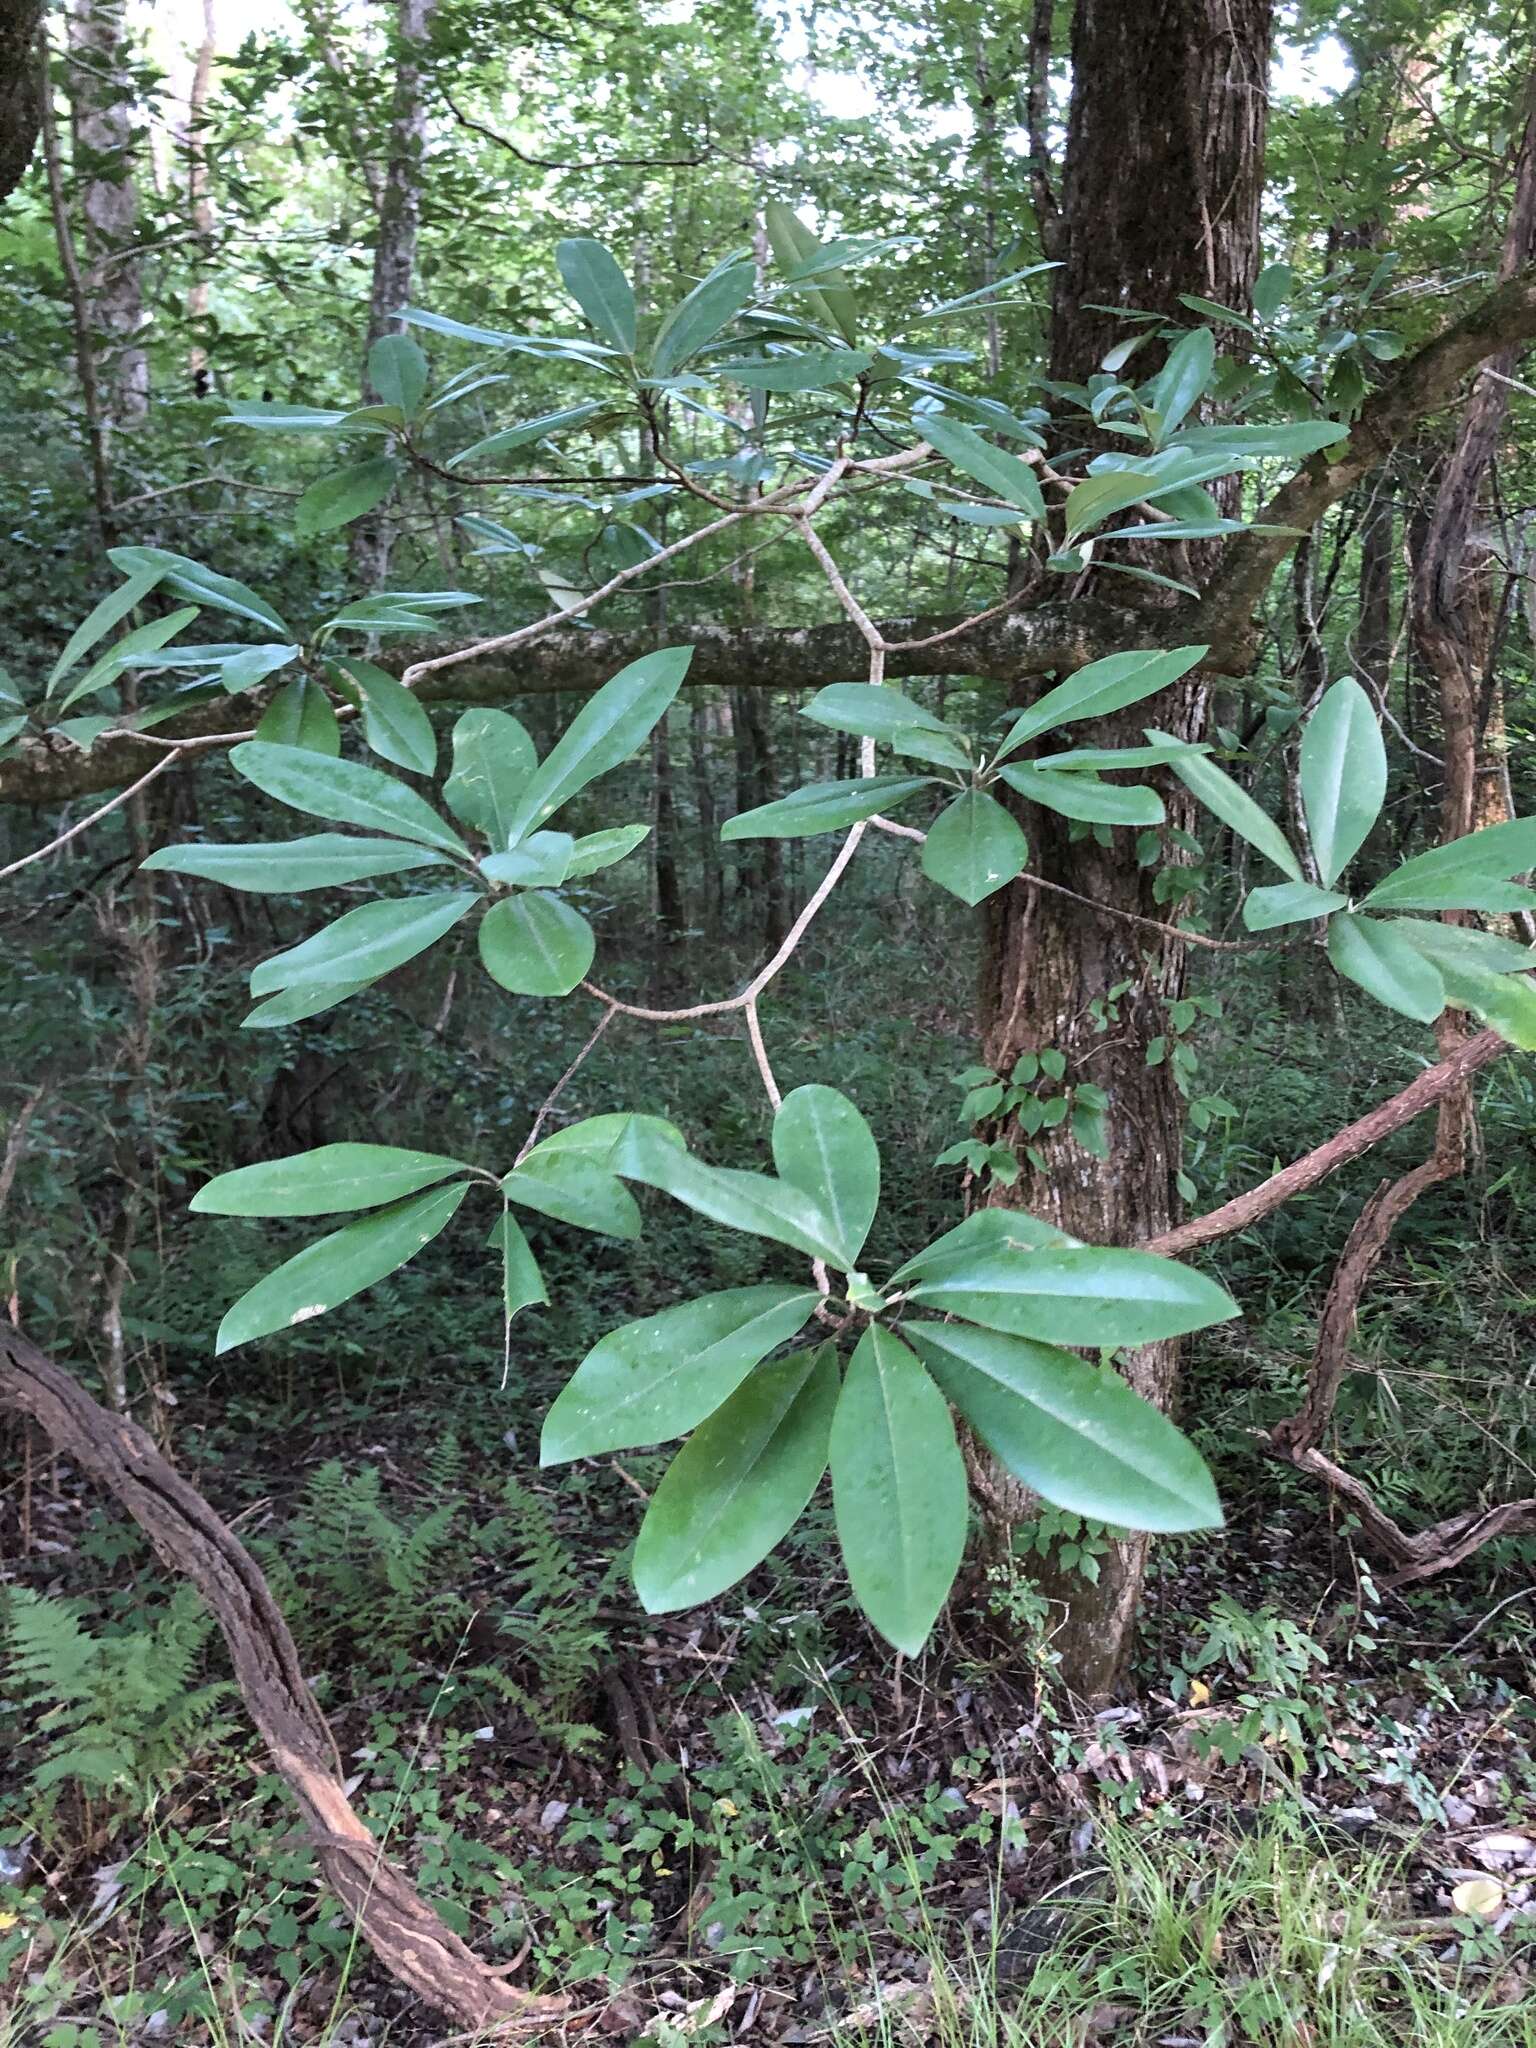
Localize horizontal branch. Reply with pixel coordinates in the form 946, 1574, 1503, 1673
1144, 1026, 1509, 1258
0, 598, 1137, 808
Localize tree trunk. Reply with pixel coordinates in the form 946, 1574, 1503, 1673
0, 1, 45, 203
978, 0, 1273, 1701
67, 0, 147, 428
183, 0, 217, 394
352, 0, 436, 591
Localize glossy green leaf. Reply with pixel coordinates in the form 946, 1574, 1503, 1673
1151, 728, 1303, 880
905, 1241, 1239, 1347
801, 683, 962, 747
920, 790, 1028, 904
633, 1343, 838, 1612
905, 1319, 1221, 1532
890, 1207, 1082, 1289
214, 1183, 467, 1353
620, 1127, 848, 1267
489, 1211, 547, 1320
1032, 741, 1209, 772
442, 709, 538, 848
920, 413, 1046, 519
368, 333, 429, 416
255, 675, 340, 755
48, 567, 165, 689
294, 458, 398, 539
107, 546, 290, 634
772, 1086, 880, 1268
1326, 913, 1445, 1022
652, 258, 756, 377
192, 1143, 467, 1217
1242, 880, 1348, 931
57, 607, 201, 711
241, 981, 368, 1029
219, 644, 301, 693
718, 347, 872, 391
830, 1326, 967, 1656
506, 647, 691, 839
502, 1155, 640, 1239
722, 775, 933, 839
523, 1111, 686, 1176
1165, 421, 1349, 459
564, 823, 650, 878
478, 891, 594, 997
764, 201, 860, 345
448, 401, 609, 470
997, 764, 1163, 827
556, 237, 637, 353
1299, 679, 1386, 886
1147, 327, 1215, 442
542, 1285, 819, 1463
332, 657, 437, 775
1391, 918, 1536, 976
998, 647, 1208, 756
231, 741, 470, 855
250, 890, 478, 996
1362, 816, 1536, 912
480, 831, 575, 889
142, 834, 449, 892
1431, 958, 1536, 1049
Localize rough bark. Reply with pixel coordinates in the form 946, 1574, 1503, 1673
0, 0, 45, 201
976, 0, 1273, 1700
0, 1325, 568, 2036
67, 0, 147, 427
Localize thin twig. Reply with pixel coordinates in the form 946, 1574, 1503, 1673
0, 755, 177, 883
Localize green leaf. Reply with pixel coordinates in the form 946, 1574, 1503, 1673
295, 458, 399, 539
502, 1154, 640, 1238
542, 1285, 819, 1463
633, 1344, 838, 1612
1252, 262, 1293, 321
1151, 729, 1303, 880
231, 741, 470, 856
480, 832, 575, 889
564, 823, 650, 878
142, 835, 450, 892
331, 657, 437, 776
997, 764, 1164, 827
192, 1143, 466, 1217
722, 776, 933, 839
764, 201, 860, 345
801, 682, 963, 747
1242, 880, 1348, 931
1033, 741, 1209, 772
718, 347, 872, 391
250, 891, 478, 996
219, 644, 301, 693
255, 676, 340, 755
890, 1207, 1082, 1289
905, 1241, 1239, 1347
506, 647, 691, 838
1362, 817, 1536, 912
1326, 913, 1445, 1022
522, 1111, 686, 1176
1147, 327, 1215, 442
214, 1183, 468, 1353
48, 567, 165, 690
1299, 679, 1385, 886
368, 333, 429, 416
921, 790, 1029, 904
447, 401, 609, 470
620, 1128, 848, 1267
905, 1320, 1221, 1533
107, 546, 290, 634
241, 981, 367, 1029
556, 237, 637, 353
919, 413, 1046, 519
772, 1086, 880, 1268
1165, 421, 1349, 459
652, 258, 756, 377
998, 647, 1208, 756
443, 708, 538, 848
57, 607, 201, 711
1391, 918, 1536, 976
489, 1211, 548, 1320
478, 891, 593, 997
1430, 959, 1536, 1049
830, 1326, 967, 1656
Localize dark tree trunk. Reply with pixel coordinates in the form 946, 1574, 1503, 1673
67, 0, 147, 428
978, 0, 1273, 1700
0, 1, 45, 202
